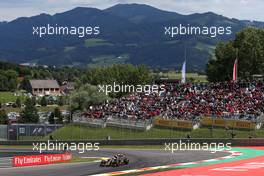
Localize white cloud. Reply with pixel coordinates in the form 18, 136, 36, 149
0, 0, 263, 21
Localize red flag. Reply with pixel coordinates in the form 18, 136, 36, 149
233, 58, 238, 82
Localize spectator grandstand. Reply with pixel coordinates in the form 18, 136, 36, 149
81, 80, 264, 123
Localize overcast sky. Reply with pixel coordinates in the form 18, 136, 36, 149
0, 0, 263, 22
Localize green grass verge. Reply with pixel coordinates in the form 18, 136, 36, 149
38, 124, 264, 140
44, 125, 187, 140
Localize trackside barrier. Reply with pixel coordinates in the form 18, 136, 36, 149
7, 124, 63, 140
73, 116, 106, 128
106, 118, 152, 131
201, 117, 257, 130
73, 122, 106, 128
154, 118, 194, 130
13, 152, 72, 167
0, 125, 7, 141
73, 116, 152, 131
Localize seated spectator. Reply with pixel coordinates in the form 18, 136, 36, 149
82, 80, 264, 122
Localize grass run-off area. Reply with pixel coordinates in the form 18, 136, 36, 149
28, 124, 264, 141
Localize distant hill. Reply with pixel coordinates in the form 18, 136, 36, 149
105, 3, 183, 24
0, 3, 263, 71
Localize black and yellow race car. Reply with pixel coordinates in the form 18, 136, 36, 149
100, 154, 129, 167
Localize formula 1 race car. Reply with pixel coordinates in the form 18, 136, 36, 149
100, 154, 129, 167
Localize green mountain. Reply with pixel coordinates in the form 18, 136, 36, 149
0, 3, 263, 71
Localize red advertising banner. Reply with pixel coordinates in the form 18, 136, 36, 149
13, 152, 72, 167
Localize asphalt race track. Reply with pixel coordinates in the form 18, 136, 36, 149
0, 148, 229, 176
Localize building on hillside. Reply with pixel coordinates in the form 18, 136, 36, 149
29, 80, 60, 96
60, 81, 75, 94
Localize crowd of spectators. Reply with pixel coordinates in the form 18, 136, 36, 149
83, 80, 264, 122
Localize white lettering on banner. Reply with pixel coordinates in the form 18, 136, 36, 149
13, 153, 72, 167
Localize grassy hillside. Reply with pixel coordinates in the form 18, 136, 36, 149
87, 54, 129, 67
0, 91, 26, 103
84, 39, 114, 48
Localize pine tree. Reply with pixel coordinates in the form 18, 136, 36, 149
16, 97, 22, 108
54, 107, 63, 124
40, 96, 47, 106
48, 112, 55, 124
20, 98, 39, 123
0, 110, 8, 124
